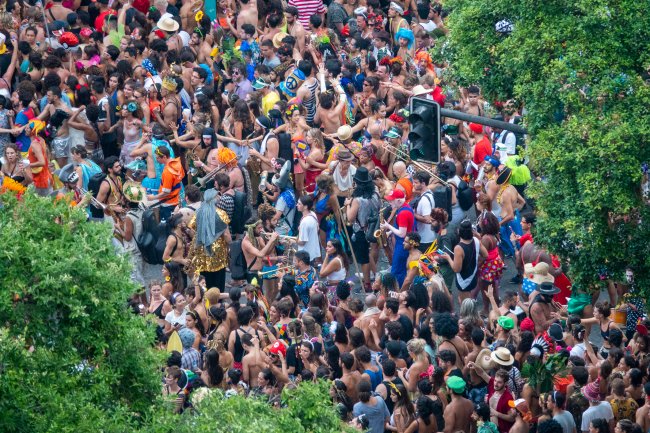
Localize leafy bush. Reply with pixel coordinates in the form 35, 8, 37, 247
440, 0, 650, 295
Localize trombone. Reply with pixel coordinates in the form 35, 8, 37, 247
257, 265, 294, 277
261, 231, 298, 243
195, 154, 238, 188
381, 144, 449, 186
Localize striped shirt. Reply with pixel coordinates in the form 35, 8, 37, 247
288, 0, 326, 30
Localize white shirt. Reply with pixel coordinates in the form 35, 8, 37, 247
570, 342, 586, 360
581, 402, 613, 433
298, 211, 321, 261
416, 191, 435, 243
164, 310, 187, 328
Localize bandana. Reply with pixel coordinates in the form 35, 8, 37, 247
142, 58, 158, 76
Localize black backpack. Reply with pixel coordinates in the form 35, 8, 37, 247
87, 172, 107, 219
432, 185, 453, 222
231, 190, 252, 235
229, 239, 248, 280
137, 207, 164, 264
456, 180, 475, 211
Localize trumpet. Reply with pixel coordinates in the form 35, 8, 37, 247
257, 265, 294, 277
195, 154, 238, 188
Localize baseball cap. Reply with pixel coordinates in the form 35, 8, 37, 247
384, 189, 405, 201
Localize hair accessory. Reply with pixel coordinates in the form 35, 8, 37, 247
195, 11, 204, 22
127, 102, 138, 112
75, 84, 88, 91
149, 6, 156, 12
162, 75, 178, 92
194, 26, 203, 38
387, 381, 401, 397
142, 58, 157, 76
115, 105, 121, 112
286, 103, 300, 116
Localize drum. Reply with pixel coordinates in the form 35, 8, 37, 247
612, 308, 627, 325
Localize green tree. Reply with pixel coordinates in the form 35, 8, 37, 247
0, 193, 352, 432
439, 0, 650, 296
0, 192, 162, 432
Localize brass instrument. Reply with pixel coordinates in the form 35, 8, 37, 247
374, 206, 389, 249
261, 231, 297, 244
195, 154, 238, 188
257, 265, 295, 277
187, 142, 202, 177
77, 187, 125, 243
381, 144, 449, 187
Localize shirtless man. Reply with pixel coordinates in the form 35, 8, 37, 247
340, 352, 362, 404
285, 6, 306, 54
529, 282, 561, 334
154, 76, 182, 136
96, 156, 126, 218
509, 400, 531, 433
435, 312, 470, 371
442, 376, 474, 433
241, 334, 265, 388
162, 213, 189, 268
235, 0, 258, 34
248, 116, 279, 174
188, 29, 213, 65
241, 218, 280, 300
179, 0, 203, 31
494, 167, 526, 256
354, 295, 384, 351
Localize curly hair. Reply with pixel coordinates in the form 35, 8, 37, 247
479, 212, 500, 236
316, 173, 336, 194
430, 207, 449, 225
434, 312, 459, 339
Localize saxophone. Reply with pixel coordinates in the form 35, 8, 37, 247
374, 206, 389, 249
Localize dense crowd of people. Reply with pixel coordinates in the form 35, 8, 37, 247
1, 0, 648, 432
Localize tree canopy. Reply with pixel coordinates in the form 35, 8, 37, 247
439, 0, 650, 294
0, 192, 349, 432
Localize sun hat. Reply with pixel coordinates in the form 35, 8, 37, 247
272, 32, 289, 49
475, 348, 495, 371
497, 316, 515, 330
524, 262, 555, 285
582, 379, 601, 402
491, 347, 515, 366
446, 376, 466, 394
157, 13, 179, 32
412, 85, 430, 96
384, 189, 405, 201
122, 180, 146, 203
336, 125, 353, 141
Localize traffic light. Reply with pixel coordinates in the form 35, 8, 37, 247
408, 97, 441, 163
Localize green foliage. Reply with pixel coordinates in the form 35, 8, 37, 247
521, 354, 570, 394
0, 192, 162, 433
0, 193, 355, 432
141, 381, 354, 433
442, 0, 650, 295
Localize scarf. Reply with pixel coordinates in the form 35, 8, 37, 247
195, 189, 227, 255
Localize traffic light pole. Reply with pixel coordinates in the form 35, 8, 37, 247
439, 108, 528, 135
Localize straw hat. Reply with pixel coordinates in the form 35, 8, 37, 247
523, 262, 555, 285
157, 14, 179, 32
490, 347, 515, 366
336, 125, 353, 142
123, 180, 146, 203
272, 32, 289, 49
475, 348, 495, 371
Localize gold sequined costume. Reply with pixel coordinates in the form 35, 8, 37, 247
188, 209, 230, 273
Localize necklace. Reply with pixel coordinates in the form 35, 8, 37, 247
496, 183, 509, 204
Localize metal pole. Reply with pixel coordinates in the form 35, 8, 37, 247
440, 108, 528, 135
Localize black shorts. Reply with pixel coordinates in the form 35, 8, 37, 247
351, 230, 370, 265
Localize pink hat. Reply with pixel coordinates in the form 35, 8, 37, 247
582, 379, 601, 402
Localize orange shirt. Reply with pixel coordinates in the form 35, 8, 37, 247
159, 158, 184, 206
